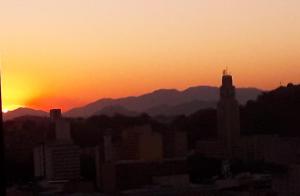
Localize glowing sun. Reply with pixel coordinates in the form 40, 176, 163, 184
2, 109, 9, 113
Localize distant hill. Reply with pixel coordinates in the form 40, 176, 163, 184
3, 86, 261, 120
145, 100, 217, 116
4, 108, 48, 121
94, 105, 139, 117
65, 86, 262, 118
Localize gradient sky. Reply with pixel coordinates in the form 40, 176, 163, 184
1, 0, 300, 111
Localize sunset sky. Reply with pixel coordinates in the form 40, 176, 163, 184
1, 0, 300, 111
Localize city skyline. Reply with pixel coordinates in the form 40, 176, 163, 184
1, 0, 300, 111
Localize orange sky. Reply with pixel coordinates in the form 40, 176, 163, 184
1, 0, 300, 111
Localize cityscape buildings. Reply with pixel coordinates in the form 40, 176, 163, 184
13, 71, 300, 195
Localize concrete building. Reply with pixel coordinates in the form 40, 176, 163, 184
55, 119, 72, 142
236, 135, 300, 164
272, 164, 300, 196
163, 129, 188, 158
196, 140, 226, 159
119, 175, 275, 196
34, 142, 80, 181
50, 109, 62, 122
217, 70, 240, 157
95, 125, 190, 194
96, 125, 164, 191
121, 125, 163, 161
100, 159, 188, 193
34, 109, 80, 181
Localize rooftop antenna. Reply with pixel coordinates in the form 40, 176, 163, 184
223, 66, 229, 76
0, 55, 6, 196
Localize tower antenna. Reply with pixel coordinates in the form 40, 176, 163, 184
280, 81, 283, 87
223, 66, 229, 76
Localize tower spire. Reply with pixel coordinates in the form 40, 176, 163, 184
223, 66, 229, 76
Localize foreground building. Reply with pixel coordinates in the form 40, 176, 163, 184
95, 124, 189, 194
34, 109, 80, 181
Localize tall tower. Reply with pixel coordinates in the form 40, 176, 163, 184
217, 70, 240, 157
50, 109, 62, 122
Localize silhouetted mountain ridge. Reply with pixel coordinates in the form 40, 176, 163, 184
94, 105, 139, 117
65, 86, 261, 117
145, 100, 217, 116
5, 86, 261, 120
4, 107, 48, 121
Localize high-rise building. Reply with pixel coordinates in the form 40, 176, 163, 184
95, 125, 189, 193
55, 119, 72, 142
196, 71, 241, 159
217, 70, 240, 157
34, 109, 80, 181
163, 129, 188, 158
34, 142, 80, 181
50, 109, 62, 122
121, 125, 163, 161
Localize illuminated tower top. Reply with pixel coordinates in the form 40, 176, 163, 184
220, 70, 236, 100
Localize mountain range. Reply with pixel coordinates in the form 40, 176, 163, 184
3, 107, 48, 121
4, 86, 262, 120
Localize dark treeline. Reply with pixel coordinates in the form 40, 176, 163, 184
241, 83, 300, 136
